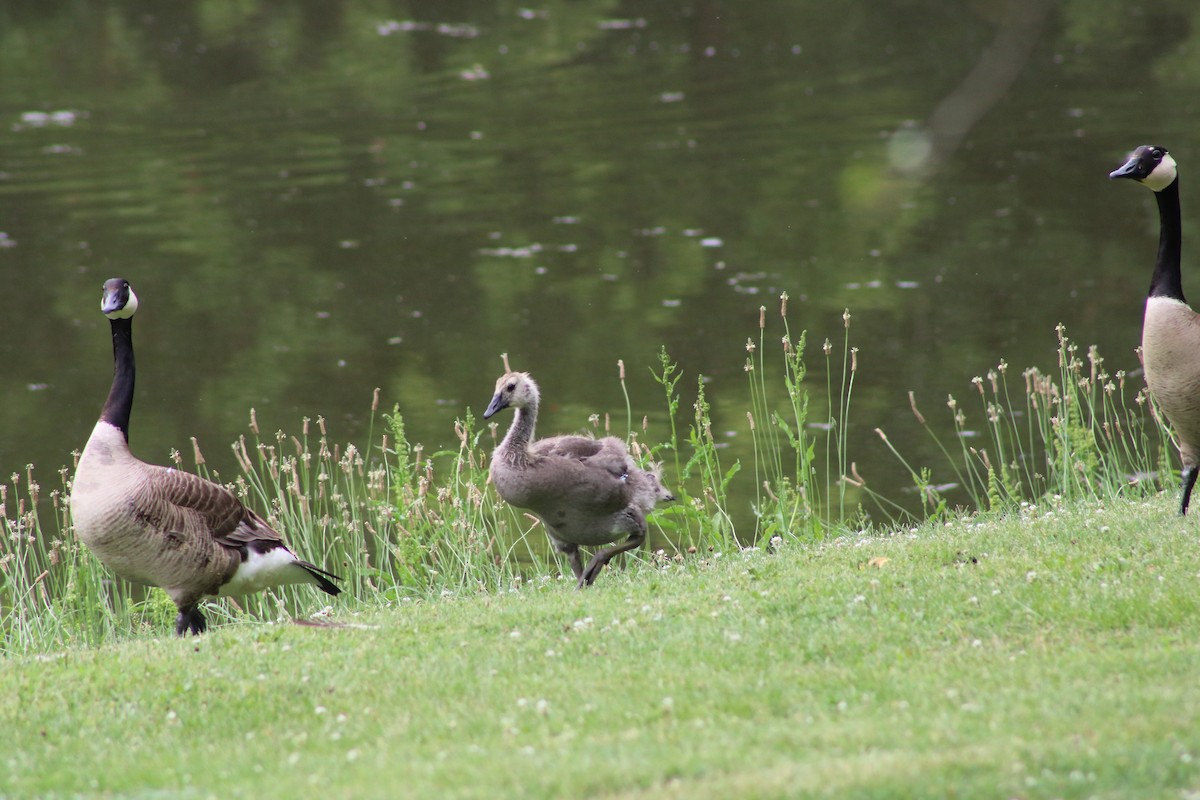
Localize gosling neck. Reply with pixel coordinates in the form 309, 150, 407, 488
500, 401, 538, 467
100, 317, 135, 442
1149, 178, 1184, 302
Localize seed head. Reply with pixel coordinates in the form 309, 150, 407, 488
908, 391, 925, 424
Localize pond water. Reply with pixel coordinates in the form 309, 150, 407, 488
1, 1, 1197, 527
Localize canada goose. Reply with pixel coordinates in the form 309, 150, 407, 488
70, 278, 342, 635
483, 371, 675, 587
1110, 144, 1200, 514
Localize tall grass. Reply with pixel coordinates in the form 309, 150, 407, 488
0, 304, 1176, 654
745, 295, 838, 541
877, 323, 1174, 514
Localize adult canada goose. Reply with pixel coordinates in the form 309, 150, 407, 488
70, 278, 342, 635
1110, 144, 1200, 514
483, 371, 675, 587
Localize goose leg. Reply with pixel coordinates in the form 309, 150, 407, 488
1182, 465, 1199, 516
175, 604, 207, 637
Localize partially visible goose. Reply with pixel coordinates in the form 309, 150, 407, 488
628, 460, 676, 512
483, 371, 675, 587
70, 278, 342, 635
1111, 145, 1200, 514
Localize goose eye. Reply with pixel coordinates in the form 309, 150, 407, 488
1152, 149, 1163, 158
506, 382, 517, 392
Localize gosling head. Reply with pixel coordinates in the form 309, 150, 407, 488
483, 372, 539, 419
101, 278, 139, 320
645, 462, 676, 503
1110, 145, 1177, 193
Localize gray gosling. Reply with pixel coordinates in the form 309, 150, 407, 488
70, 278, 341, 636
1111, 146, 1200, 514
483, 371, 675, 587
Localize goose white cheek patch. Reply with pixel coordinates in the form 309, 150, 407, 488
103, 289, 139, 320
1144, 154, 1178, 192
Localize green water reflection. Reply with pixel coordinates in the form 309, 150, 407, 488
1, 0, 1196, 525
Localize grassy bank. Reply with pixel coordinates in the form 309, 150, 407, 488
4, 495, 1199, 798
0, 298, 1173, 654
1, 298, 1193, 795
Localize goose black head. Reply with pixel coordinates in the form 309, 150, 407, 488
101, 278, 139, 320
1110, 145, 1178, 192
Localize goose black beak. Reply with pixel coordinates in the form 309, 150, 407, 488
1109, 155, 1142, 181
101, 278, 131, 315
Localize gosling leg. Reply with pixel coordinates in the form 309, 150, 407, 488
1182, 465, 1199, 516
578, 529, 646, 589
565, 546, 584, 582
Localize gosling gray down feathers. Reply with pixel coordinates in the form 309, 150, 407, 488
1111, 145, 1200, 514
482, 371, 675, 587
70, 278, 341, 636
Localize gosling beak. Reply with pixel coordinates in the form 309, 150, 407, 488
483, 393, 507, 419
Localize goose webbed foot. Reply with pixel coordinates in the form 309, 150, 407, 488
175, 604, 207, 637
1182, 466, 1199, 516
577, 531, 647, 589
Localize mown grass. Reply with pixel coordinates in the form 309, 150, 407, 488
3, 497, 1199, 798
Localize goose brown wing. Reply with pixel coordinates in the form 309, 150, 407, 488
143, 465, 287, 551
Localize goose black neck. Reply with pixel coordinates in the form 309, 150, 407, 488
101, 317, 135, 441
1149, 178, 1184, 302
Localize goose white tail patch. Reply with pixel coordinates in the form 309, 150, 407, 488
218, 547, 315, 596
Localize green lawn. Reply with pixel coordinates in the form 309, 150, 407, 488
5, 496, 1200, 799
